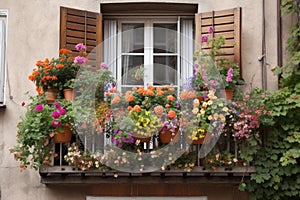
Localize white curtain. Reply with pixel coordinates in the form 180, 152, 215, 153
0, 16, 6, 104
103, 20, 117, 78
180, 19, 194, 88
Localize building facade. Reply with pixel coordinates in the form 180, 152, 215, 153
0, 0, 295, 200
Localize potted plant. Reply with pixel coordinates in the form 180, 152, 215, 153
10, 95, 75, 170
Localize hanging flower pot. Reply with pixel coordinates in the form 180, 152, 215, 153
45, 89, 58, 103
63, 88, 74, 101
54, 125, 72, 143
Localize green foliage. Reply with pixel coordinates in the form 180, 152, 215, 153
243, 1, 300, 199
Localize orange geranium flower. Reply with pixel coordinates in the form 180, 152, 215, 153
128, 106, 133, 111
165, 104, 170, 108
168, 87, 175, 92
133, 105, 141, 111
138, 87, 144, 94
145, 89, 154, 96
36, 60, 43, 67
180, 91, 189, 99
125, 95, 134, 102
188, 91, 195, 99
157, 90, 164, 96
109, 87, 116, 93
147, 85, 154, 90
59, 48, 71, 55
56, 64, 64, 69
167, 95, 175, 101
168, 110, 176, 119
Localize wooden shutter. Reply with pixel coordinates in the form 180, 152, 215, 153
195, 7, 241, 68
60, 7, 102, 67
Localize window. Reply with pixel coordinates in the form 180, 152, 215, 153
0, 10, 7, 107
104, 18, 194, 95
87, 197, 208, 200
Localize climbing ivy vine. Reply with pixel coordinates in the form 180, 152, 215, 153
240, 0, 300, 199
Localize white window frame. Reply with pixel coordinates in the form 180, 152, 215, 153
117, 18, 182, 93
0, 10, 7, 107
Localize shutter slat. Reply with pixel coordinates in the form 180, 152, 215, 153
66, 22, 97, 32
202, 24, 234, 33
201, 16, 234, 26
202, 39, 236, 49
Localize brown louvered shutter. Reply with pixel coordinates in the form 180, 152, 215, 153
195, 7, 241, 68
60, 7, 102, 67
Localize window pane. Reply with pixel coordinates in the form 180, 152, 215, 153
122, 23, 144, 53
153, 56, 177, 85
122, 55, 144, 85
154, 23, 177, 53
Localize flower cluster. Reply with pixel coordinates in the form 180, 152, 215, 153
28, 44, 86, 92
182, 90, 229, 141
112, 127, 135, 148
111, 85, 181, 137
227, 89, 271, 139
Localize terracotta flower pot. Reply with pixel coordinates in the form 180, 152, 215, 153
132, 135, 151, 143
54, 125, 72, 143
159, 128, 179, 143
225, 89, 234, 101
63, 88, 74, 101
45, 89, 58, 103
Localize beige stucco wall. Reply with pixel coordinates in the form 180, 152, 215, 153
0, 0, 294, 200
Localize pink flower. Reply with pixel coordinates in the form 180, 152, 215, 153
51, 119, 62, 128
35, 104, 43, 112
194, 63, 200, 69
51, 111, 60, 119
100, 62, 108, 70
201, 35, 208, 43
54, 102, 61, 109
209, 26, 214, 34
226, 67, 233, 82
75, 43, 86, 51
74, 56, 86, 64
59, 108, 67, 115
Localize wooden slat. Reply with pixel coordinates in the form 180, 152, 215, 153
66, 22, 97, 33
66, 30, 96, 40
201, 16, 234, 26
202, 39, 235, 49
202, 47, 235, 55
202, 24, 234, 33
65, 37, 97, 46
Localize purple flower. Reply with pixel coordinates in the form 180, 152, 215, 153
52, 119, 62, 128
59, 108, 67, 115
100, 62, 108, 70
35, 104, 43, 112
51, 111, 60, 119
75, 43, 86, 51
74, 56, 86, 65
209, 26, 214, 34
201, 35, 208, 43
54, 102, 61, 109
226, 67, 233, 82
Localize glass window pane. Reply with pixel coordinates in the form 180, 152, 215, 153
154, 23, 177, 53
122, 55, 144, 85
153, 56, 177, 85
122, 23, 144, 53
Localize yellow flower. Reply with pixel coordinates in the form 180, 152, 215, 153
208, 115, 213, 120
